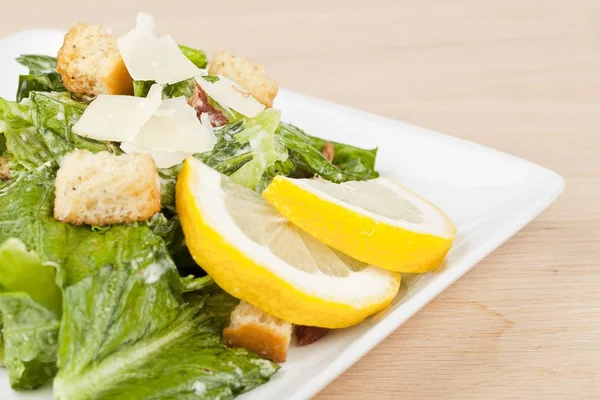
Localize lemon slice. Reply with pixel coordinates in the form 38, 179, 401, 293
263, 176, 456, 273
177, 158, 401, 328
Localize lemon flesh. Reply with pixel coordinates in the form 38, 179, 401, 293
263, 176, 456, 273
176, 158, 401, 328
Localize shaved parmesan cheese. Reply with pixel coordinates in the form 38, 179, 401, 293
118, 13, 200, 84
120, 142, 188, 169
195, 75, 265, 118
134, 97, 215, 153
120, 97, 216, 168
73, 84, 162, 142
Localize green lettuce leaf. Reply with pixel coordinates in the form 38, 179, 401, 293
276, 122, 379, 182
257, 157, 296, 193
182, 275, 214, 292
145, 212, 196, 271
133, 80, 154, 97
29, 91, 117, 162
15, 55, 66, 102
53, 257, 277, 400
133, 79, 196, 99
0, 98, 51, 170
0, 238, 62, 389
16, 73, 66, 103
199, 120, 253, 175
0, 238, 61, 314
0, 166, 168, 286
0, 132, 6, 155
179, 45, 208, 69
0, 293, 59, 389
16, 55, 57, 74
1, 92, 119, 174
158, 164, 181, 212
306, 133, 379, 181
162, 78, 197, 99
230, 109, 286, 191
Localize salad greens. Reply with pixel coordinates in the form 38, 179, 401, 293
133, 78, 196, 99
0, 162, 278, 394
29, 91, 118, 161
178, 45, 208, 69
15, 55, 58, 74
54, 266, 274, 400
0, 97, 50, 171
276, 122, 379, 182
15, 55, 66, 102
0, 239, 61, 389
0, 48, 379, 398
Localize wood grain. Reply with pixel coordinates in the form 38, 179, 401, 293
2, 1, 599, 398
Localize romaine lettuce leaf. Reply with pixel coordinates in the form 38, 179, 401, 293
16, 55, 57, 74
0, 98, 51, 170
182, 275, 214, 292
275, 122, 379, 182
145, 212, 196, 271
0, 238, 62, 389
16, 73, 66, 103
306, 133, 379, 181
133, 78, 196, 99
0, 165, 168, 286
0, 293, 59, 389
133, 80, 154, 97
15, 55, 66, 102
230, 109, 286, 191
178, 45, 208, 69
158, 164, 181, 211
0, 132, 6, 156
29, 91, 118, 162
162, 78, 197, 99
0, 238, 61, 314
1, 92, 118, 173
199, 120, 253, 174
54, 265, 277, 400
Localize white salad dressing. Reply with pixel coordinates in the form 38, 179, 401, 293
192, 381, 207, 395
141, 262, 167, 285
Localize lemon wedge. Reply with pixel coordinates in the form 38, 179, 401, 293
263, 176, 456, 273
176, 158, 401, 328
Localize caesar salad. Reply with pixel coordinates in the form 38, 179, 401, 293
0, 13, 456, 399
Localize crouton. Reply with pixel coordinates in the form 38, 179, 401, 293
208, 52, 278, 108
0, 156, 10, 181
57, 23, 133, 97
223, 301, 292, 363
54, 150, 160, 226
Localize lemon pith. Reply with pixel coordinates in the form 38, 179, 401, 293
263, 176, 456, 273
176, 158, 402, 328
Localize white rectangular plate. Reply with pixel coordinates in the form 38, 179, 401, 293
0, 29, 564, 400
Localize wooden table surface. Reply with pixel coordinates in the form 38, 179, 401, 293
2, 1, 599, 398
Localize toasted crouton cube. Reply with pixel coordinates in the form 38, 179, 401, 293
208, 52, 278, 108
0, 156, 10, 181
54, 150, 160, 226
57, 23, 133, 97
223, 301, 292, 363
